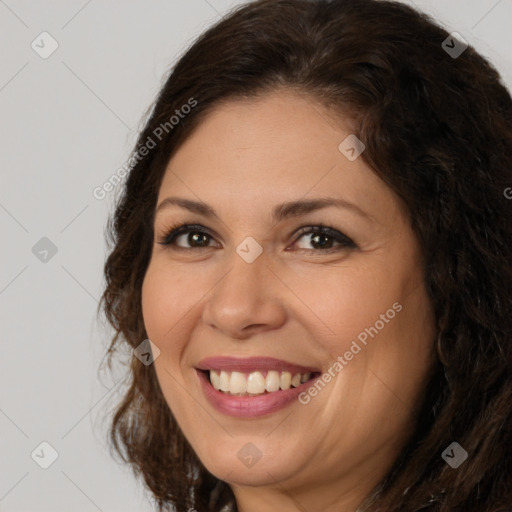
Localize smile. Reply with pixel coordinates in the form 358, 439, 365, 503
195, 356, 321, 417
208, 369, 314, 395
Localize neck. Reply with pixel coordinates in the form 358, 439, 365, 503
229, 467, 383, 512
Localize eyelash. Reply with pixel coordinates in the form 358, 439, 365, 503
156, 222, 357, 253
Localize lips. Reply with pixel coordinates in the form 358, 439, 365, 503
195, 356, 321, 417
195, 356, 320, 375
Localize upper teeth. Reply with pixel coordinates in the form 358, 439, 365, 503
209, 370, 312, 395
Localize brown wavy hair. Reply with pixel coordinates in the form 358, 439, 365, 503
98, 0, 512, 510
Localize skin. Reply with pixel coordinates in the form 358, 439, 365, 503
141, 89, 437, 512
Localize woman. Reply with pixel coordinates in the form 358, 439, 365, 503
99, 0, 512, 510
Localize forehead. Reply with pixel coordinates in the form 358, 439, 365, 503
158, 90, 401, 223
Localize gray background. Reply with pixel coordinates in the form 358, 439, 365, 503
1, 1, 511, 511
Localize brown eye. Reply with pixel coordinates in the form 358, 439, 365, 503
291, 226, 357, 252
157, 223, 357, 253
158, 224, 215, 249
175, 231, 212, 248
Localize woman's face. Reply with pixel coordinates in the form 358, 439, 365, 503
142, 89, 437, 508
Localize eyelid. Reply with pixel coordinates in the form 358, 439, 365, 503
156, 222, 357, 251
292, 224, 356, 249
157, 223, 218, 247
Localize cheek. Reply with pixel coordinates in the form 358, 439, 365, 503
291, 263, 406, 357
324, 275, 435, 420
141, 260, 194, 345
141, 263, 201, 433
297, 255, 435, 408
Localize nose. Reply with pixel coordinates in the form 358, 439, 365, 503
201, 245, 287, 339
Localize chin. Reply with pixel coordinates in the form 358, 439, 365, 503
200, 445, 297, 486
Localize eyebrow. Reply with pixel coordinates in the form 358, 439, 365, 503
156, 196, 375, 223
